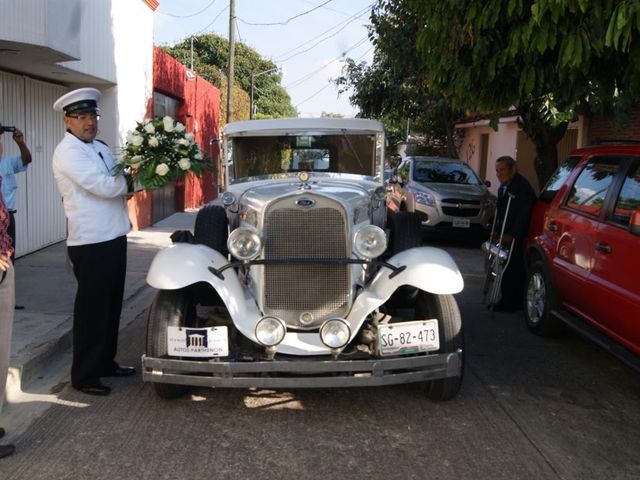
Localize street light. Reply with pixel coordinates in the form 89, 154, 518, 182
250, 66, 280, 119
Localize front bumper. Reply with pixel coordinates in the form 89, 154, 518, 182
142, 351, 462, 389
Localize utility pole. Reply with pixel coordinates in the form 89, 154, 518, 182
226, 0, 236, 124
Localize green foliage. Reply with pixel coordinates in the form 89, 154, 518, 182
161, 33, 296, 120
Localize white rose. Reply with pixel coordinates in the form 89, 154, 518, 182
194, 151, 203, 160
185, 132, 195, 142
175, 122, 186, 133
178, 158, 191, 170
143, 122, 155, 134
178, 138, 189, 146
130, 134, 144, 146
127, 155, 144, 165
163, 116, 174, 132
148, 136, 159, 147
155, 163, 170, 176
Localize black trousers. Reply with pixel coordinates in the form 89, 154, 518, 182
68, 235, 127, 387
500, 240, 525, 308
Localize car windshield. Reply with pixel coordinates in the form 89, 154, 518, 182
229, 133, 378, 178
412, 160, 482, 185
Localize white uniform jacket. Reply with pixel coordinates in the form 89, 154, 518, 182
52, 132, 130, 246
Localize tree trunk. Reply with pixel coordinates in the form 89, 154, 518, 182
518, 102, 568, 188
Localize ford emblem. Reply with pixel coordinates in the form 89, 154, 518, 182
297, 198, 315, 207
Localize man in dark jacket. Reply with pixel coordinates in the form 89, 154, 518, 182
493, 155, 537, 312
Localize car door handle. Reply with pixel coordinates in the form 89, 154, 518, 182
595, 241, 612, 254
547, 221, 558, 232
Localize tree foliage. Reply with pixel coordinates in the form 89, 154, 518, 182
335, 2, 462, 158
161, 33, 296, 121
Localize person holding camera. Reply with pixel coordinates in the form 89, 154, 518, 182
0, 175, 16, 459
0, 128, 31, 310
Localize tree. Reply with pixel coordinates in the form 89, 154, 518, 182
335, 2, 463, 159
161, 33, 297, 121
403, 0, 640, 186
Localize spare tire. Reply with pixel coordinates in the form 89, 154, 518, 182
194, 205, 229, 256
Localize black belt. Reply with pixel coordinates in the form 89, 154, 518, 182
8, 210, 16, 214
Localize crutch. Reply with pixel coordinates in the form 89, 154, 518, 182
482, 193, 515, 311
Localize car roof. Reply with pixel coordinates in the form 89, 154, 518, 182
224, 118, 385, 137
568, 143, 640, 157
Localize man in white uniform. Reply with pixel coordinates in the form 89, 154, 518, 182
52, 88, 135, 396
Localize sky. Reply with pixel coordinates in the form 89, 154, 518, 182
153, 0, 375, 118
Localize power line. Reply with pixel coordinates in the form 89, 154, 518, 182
274, 4, 372, 62
237, 0, 333, 26
193, 4, 229, 37
158, 0, 218, 19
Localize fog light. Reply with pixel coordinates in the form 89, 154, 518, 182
227, 227, 262, 260
353, 225, 387, 259
255, 316, 286, 347
320, 318, 351, 349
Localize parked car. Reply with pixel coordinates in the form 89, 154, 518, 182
387, 156, 495, 238
142, 118, 465, 401
524, 143, 640, 370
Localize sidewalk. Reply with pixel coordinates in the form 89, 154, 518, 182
6, 210, 197, 402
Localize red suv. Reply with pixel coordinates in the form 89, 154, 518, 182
524, 144, 640, 369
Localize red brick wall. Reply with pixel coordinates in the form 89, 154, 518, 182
589, 103, 640, 142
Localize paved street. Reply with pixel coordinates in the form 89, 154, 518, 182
1, 242, 639, 479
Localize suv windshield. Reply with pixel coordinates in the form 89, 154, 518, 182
229, 133, 377, 178
412, 160, 482, 185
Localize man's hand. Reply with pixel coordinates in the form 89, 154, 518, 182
0, 253, 10, 272
12, 129, 25, 144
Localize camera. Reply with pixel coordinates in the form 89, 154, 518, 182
0, 123, 17, 134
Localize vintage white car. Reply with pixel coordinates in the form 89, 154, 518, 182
142, 118, 465, 401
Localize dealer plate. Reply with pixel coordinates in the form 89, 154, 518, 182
167, 326, 229, 357
453, 218, 471, 228
378, 319, 439, 356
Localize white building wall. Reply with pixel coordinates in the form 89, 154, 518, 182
0, 0, 155, 256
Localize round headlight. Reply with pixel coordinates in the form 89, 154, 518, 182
227, 227, 262, 260
221, 191, 235, 206
320, 318, 351, 349
255, 316, 286, 347
373, 186, 386, 202
353, 225, 387, 259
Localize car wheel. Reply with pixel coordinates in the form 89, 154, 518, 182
415, 291, 464, 401
145, 289, 196, 399
386, 211, 422, 307
194, 204, 229, 255
524, 261, 562, 336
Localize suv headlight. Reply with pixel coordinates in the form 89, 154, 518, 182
414, 191, 435, 206
227, 227, 262, 260
353, 225, 387, 259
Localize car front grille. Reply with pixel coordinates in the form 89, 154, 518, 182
441, 198, 481, 217
262, 197, 350, 329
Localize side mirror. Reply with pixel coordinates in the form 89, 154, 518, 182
630, 208, 640, 236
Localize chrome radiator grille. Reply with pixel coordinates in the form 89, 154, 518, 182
262, 200, 350, 328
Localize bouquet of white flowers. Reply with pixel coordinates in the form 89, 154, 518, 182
116, 116, 208, 190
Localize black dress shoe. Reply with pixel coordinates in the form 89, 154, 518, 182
74, 383, 111, 396
14, 305, 24, 310
0, 444, 16, 459
103, 366, 136, 377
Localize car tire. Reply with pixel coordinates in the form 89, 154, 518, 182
524, 260, 563, 336
145, 289, 195, 399
415, 291, 464, 401
194, 204, 229, 256
385, 211, 423, 308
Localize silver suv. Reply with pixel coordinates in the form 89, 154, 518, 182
387, 156, 495, 237
142, 119, 465, 401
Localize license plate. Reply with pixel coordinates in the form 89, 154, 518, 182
453, 218, 471, 228
378, 320, 439, 356
167, 326, 229, 357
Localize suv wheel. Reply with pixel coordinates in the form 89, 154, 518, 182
415, 291, 464, 401
524, 261, 562, 336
